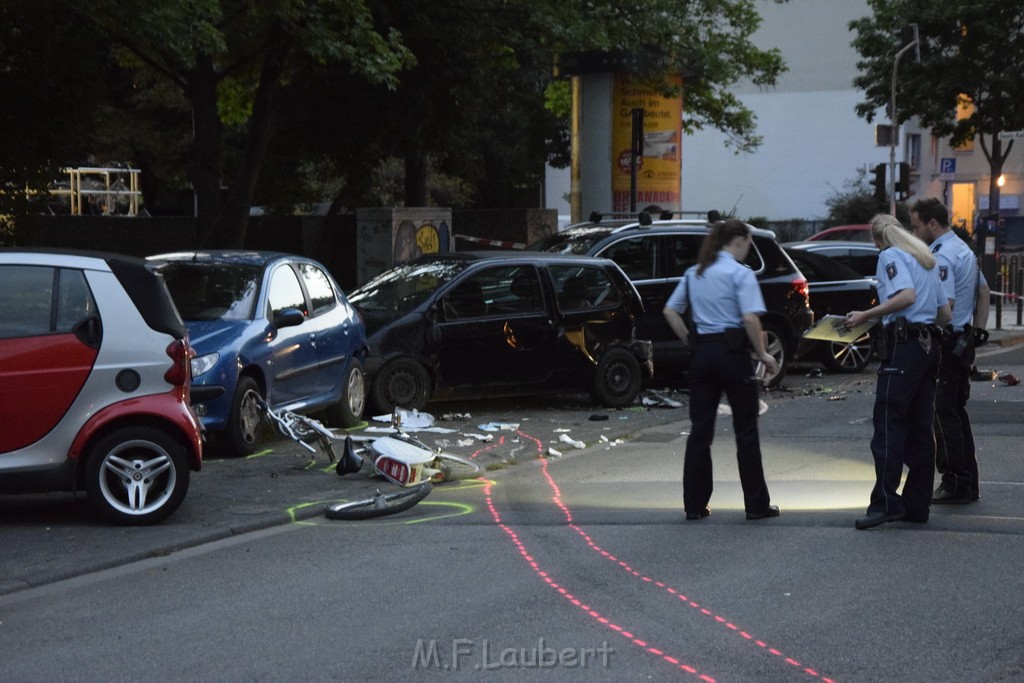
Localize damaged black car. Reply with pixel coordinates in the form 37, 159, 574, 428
348, 252, 653, 413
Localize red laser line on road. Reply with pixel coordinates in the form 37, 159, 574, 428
515, 429, 837, 683
482, 475, 716, 681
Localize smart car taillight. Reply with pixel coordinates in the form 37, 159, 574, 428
164, 339, 190, 387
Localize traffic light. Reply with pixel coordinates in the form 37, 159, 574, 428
870, 163, 887, 200
895, 162, 913, 200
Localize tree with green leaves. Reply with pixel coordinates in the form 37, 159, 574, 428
0, 1, 109, 226
4, 0, 787, 244
76, 0, 413, 247
851, 1, 1024, 212
263, 0, 789, 212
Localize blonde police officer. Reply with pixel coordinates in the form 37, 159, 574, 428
845, 214, 951, 529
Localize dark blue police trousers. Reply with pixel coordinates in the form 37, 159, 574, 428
867, 335, 940, 517
683, 342, 771, 514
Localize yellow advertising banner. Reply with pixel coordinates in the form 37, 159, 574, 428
611, 74, 683, 212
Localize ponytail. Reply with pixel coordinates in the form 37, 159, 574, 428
696, 219, 750, 276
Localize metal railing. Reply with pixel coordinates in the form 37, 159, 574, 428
47, 167, 142, 216
994, 251, 1023, 329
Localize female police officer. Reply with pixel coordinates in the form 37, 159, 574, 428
844, 214, 951, 529
663, 219, 781, 521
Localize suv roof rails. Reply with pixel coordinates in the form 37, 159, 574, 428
657, 210, 722, 222
587, 210, 648, 222
586, 210, 657, 226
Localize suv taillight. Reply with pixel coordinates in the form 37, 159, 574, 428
164, 339, 190, 387
791, 276, 810, 302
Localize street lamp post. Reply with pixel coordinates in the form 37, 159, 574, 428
889, 24, 919, 214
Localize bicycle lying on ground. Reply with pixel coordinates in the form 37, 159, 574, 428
254, 397, 479, 519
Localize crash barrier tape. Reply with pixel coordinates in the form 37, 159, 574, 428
454, 234, 526, 250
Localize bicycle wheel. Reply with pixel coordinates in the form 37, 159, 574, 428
324, 482, 433, 520
432, 453, 481, 482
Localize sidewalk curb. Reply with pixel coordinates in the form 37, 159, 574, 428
994, 333, 1024, 347
0, 505, 329, 598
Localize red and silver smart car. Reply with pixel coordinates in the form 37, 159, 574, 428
0, 249, 202, 525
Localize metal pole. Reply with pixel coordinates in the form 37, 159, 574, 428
889, 42, 916, 215
569, 76, 582, 225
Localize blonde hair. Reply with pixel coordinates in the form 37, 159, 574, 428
870, 214, 935, 269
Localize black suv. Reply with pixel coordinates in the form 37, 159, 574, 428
529, 213, 813, 386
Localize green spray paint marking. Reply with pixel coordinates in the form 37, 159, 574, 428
286, 479, 491, 524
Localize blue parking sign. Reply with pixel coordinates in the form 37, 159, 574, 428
940, 158, 956, 174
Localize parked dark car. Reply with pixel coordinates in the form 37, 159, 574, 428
784, 244, 880, 373
150, 251, 367, 457
785, 240, 880, 278
1, 249, 202, 524
805, 224, 872, 242
348, 252, 653, 413
528, 214, 813, 387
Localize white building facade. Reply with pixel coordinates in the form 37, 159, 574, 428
547, 0, 1024, 234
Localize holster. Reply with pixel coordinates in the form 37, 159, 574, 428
946, 324, 975, 369
873, 326, 890, 363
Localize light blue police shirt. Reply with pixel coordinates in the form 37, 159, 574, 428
665, 251, 766, 334
874, 247, 946, 325
930, 231, 988, 328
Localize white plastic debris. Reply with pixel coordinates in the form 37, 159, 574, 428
547, 447, 563, 457
716, 400, 769, 417
641, 390, 684, 408
463, 433, 494, 442
478, 422, 519, 432
558, 433, 586, 449
371, 409, 435, 430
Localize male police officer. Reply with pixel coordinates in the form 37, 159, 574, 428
910, 198, 990, 504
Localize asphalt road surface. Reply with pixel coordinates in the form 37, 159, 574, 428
1, 346, 1022, 681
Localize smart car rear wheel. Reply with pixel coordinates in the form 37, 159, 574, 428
225, 376, 263, 457
85, 426, 190, 526
591, 346, 642, 408
324, 359, 366, 427
370, 358, 431, 414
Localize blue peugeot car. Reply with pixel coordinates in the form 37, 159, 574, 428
151, 251, 367, 457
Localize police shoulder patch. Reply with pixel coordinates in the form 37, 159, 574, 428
886, 262, 898, 280
939, 265, 948, 281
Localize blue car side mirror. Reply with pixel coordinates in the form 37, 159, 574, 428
273, 307, 305, 329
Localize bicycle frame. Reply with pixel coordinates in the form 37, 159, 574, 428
255, 399, 471, 487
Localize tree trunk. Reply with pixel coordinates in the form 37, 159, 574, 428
221, 36, 291, 249
404, 153, 427, 206
186, 56, 223, 248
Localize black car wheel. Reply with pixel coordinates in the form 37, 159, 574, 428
591, 346, 642, 408
224, 375, 263, 457
85, 426, 190, 525
324, 359, 366, 427
761, 322, 790, 388
370, 358, 431, 414
821, 333, 873, 373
